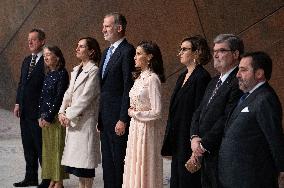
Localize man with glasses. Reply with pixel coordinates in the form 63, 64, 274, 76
190, 34, 243, 188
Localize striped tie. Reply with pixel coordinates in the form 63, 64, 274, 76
207, 78, 222, 106
27, 54, 37, 78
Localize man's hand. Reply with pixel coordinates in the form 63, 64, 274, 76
13, 105, 20, 118
115, 120, 126, 136
191, 137, 205, 157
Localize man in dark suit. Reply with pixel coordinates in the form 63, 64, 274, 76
218, 52, 284, 188
98, 12, 135, 188
13, 29, 49, 187
190, 34, 243, 188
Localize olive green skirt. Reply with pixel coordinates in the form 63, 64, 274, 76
42, 119, 69, 181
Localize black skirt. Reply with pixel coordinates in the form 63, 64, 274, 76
64, 166, 95, 178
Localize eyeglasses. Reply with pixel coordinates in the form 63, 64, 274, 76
213, 48, 233, 54
178, 47, 192, 53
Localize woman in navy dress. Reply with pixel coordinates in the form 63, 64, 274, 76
39, 45, 69, 188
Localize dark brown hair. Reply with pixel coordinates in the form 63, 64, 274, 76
79, 37, 101, 66
181, 35, 212, 65
136, 41, 166, 83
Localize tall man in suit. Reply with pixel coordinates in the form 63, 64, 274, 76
218, 52, 284, 188
13, 29, 48, 187
98, 12, 135, 188
190, 34, 243, 188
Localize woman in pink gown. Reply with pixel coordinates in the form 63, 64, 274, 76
123, 41, 166, 188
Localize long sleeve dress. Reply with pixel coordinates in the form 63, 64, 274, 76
122, 70, 163, 188
39, 68, 69, 181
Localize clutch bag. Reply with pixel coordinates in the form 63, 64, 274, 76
185, 157, 202, 173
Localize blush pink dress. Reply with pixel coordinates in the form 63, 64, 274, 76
122, 70, 163, 188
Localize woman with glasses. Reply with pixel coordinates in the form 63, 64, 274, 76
161, 35, 211, 188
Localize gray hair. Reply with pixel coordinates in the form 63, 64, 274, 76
105, 12, 127, 32
214, 34, 244, 56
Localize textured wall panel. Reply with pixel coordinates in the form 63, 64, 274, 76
0, 2, 283, 133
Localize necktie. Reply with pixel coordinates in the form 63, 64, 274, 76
102, 46, 114, 78
238, 92, 249, 105
207, 78, 222, 106
27, 54, 37, 78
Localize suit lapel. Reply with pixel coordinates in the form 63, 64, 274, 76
169, 70, 186, 112
102, 50, 121, 79
25, 56, 44, 81
171, 66, 203, 111
99, 49, 107, 79
206, 68, 238, 108
23, 56, 32, 82
227, 83, 268, 125
101, 39, 127, 81
73, 61, 94, 92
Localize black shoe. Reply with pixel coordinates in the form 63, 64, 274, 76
37, 179, 50, 188
13, 179, 38, 187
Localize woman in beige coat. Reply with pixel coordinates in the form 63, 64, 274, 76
59, 37, 101, 188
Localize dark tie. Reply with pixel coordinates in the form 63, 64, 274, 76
238, 92, 249, 105
207, 78, 222, 106
102, 46, 114, 78
27, 54, 37, 78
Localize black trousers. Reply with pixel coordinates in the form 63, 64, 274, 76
201, 153, 219, 188
20, 117, 42, 181
100, 130, 128, 188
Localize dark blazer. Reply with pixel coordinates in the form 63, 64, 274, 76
16, 55, 45, 119
98, 39, 135, 131
161, 65, 211, 156
190, 67, 242, 153
218, 83, 284, 188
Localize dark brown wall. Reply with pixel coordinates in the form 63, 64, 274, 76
0, 0, 283, 120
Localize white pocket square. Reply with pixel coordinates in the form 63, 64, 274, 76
241, 106, 249, 112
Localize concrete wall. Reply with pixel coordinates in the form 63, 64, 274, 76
0, 0, 283, 122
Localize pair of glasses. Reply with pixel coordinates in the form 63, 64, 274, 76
178, 47, 192, 53
213, 48, 233, 54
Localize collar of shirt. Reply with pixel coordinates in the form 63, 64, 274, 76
220, 66, 238, 83
248, 81, 266, 94
110, 37, 125, 54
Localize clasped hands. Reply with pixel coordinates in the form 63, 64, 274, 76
58, 113, 70, 127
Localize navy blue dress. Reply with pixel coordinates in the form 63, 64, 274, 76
39, 68, 69, 181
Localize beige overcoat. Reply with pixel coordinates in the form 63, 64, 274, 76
59, 60, 101, 169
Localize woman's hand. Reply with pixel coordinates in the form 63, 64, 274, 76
41, 119, 51, 127
62, 117, 70, 127
59, 113, 66, 125
128, 107, 135, 117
